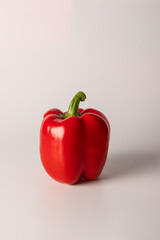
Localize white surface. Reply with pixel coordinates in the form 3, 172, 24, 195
0, 0, 160, 239
1, 151, 160, 240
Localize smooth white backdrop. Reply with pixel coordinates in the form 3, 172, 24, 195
0, 1, 160, 239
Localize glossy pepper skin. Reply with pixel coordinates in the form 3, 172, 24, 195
40, 91, 110, 184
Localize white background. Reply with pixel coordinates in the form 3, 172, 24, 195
0, 1, 160, 239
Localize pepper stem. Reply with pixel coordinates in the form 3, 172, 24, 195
64, 91, 86, 118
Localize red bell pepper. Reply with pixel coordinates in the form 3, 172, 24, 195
40, 91, 110, 184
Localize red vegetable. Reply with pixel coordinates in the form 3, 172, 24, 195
40, 91, 110, 184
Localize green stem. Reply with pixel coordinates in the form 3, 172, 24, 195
64, 91, 86, 118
